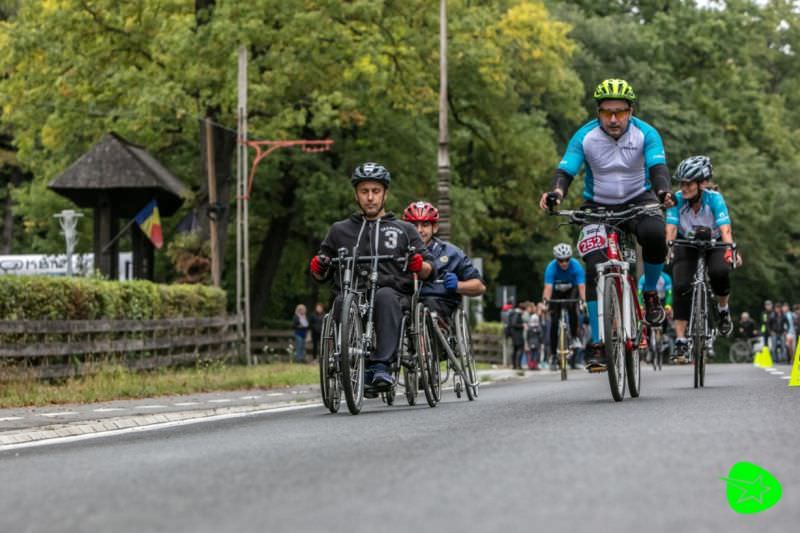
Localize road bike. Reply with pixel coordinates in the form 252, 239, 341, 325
548, 298, 581, 381
670, 231, 736, 388
552, 204, 661, 401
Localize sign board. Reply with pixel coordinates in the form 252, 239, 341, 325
0, 253, 133, 280
495, 285, 516, 308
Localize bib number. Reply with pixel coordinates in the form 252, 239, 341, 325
577, 224, 607, 257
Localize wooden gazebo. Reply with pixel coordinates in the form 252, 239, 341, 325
49, 132, 190, 280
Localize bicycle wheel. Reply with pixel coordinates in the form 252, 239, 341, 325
318, 314, 341, 413
455, 308, 479, 401
655, 329, 663, 371
625, 288, 642, 398
415, 304, 439, 407
603, 276, 626, 401
690, 287, 706, 389
558, 318, 568, 381
339, 293, 365, 414
729, 340, 751, 363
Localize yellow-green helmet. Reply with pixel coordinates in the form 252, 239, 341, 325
593, 78, 636, 103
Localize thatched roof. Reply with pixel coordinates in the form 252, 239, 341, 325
49, 132, 190, 217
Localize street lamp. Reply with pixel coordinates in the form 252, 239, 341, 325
54, 209, 83, 276
437, 0, 451, 240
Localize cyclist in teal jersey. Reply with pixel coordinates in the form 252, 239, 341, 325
665, 156, 736, 363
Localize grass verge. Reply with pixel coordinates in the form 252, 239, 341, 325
0, 362, 319, 409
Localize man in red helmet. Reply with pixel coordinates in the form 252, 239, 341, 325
402, 201, 486, 319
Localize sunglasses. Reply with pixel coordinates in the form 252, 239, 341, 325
557, 258, 570, 264
597, 108, 631, 119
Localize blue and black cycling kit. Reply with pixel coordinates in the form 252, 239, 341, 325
666, 190, 731, 239
544, 258, 586, 292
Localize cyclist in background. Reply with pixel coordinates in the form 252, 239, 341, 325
401, 201, 486, 318
541, 243, 586, 369
638, 271, 672, 308
539, 78, 674, 372
665, 156, 735, 364
309, 163, 435, 388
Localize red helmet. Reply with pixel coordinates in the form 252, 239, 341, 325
403, 201, 439, 222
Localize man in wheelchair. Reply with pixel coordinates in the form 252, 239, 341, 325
309, 163, 435, 390
401, 201, 486, 327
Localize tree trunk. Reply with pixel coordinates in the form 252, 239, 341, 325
249, 175, 297, 327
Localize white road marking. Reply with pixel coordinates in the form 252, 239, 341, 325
781, 376, 791, 380
0, 416, 24, 422
769, 371, 784, 375
93, 408, 126, 413
239, 395, 261, 400
267, 393, 285, 397
138, 405, 167, 409
207, 399, 232, 404
0, 402, 322, 451
174, 402, 200, 406
38, 412, 79, 417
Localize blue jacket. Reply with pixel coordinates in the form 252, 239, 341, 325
420, 238, 483, 303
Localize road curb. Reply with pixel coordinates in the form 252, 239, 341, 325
0, 400, 318, 449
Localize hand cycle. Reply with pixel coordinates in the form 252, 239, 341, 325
547, 298, 581, 381
729, 337, 760, 364
424, 288, 479, 401
551, 204, 662, 401
319, 242, 438, 414
669, 230, 736, 388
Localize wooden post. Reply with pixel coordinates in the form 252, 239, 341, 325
205, 119, 221, 287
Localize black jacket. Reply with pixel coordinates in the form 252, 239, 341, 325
317, 212, 435, 295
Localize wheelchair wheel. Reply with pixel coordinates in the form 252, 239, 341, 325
340, 293, 365, 414
415, 304, 440, 407
318, 314, 341, 413
403, 367, 418, 405
455, 308, 478, 401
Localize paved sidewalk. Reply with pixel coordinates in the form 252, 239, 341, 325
0, 367, 532, 447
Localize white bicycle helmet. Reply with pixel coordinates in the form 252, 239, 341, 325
553, 243, 572, 260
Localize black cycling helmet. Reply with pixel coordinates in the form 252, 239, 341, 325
351, 162, 391, 188
674, 155, 712, 183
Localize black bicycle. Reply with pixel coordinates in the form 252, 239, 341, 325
548, 298, 581, 381
319, 242, 438, 414
670, 229, 736, 388
429, 306, 479, 401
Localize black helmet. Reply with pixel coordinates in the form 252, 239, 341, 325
351, 162, 391, 188
674, 155, 712, 183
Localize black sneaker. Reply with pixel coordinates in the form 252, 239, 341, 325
642, 290, 666, 325
672, 339, 690, 364
584, 342, 607, 373
718, 309, 733, 337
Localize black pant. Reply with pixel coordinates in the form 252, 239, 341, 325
311, 330, 321, 359
672, 246, 730, 322
332, 287, 410, 364
582, 192, 666, 301
549, 290, 579, 357
422, 297, 458, 320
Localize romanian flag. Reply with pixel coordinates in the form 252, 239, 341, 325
134, 200, 164, 249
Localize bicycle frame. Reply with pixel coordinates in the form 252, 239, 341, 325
594, 233, 643, 347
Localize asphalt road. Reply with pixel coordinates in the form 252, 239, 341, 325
1, 364, 797, 533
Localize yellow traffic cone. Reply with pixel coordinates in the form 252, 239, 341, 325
762, 346, 774, 368
753, 347, 767, 368
789, 343, 800, 387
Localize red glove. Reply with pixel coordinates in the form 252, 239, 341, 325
310, 255, 330, 276
724, 248, 734, 264
407, 253, 424, 273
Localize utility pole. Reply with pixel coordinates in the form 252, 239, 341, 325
437, 0, 451, 240
205, 119, 221, 287
236, 46, 251, 364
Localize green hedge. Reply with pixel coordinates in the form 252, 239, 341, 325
474, 321, 504, 336
0, 276, 226, 320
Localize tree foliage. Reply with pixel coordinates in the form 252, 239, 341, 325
1, 0, 798, 322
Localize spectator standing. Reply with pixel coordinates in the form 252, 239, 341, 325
783, 302, 796, 363
508, 302, 526, 369
738, 312, 758, 339
292, 304, 309, 363
525, 302, 543, 370
539, 301, 552, 368
308, 303, 325, 360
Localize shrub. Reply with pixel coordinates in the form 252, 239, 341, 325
0, 276, 226, 320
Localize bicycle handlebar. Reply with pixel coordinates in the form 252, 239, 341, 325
547, 298, 582, 304
669, 239, 736, 250
550, 203, 663, 225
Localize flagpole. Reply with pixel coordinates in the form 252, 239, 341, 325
101, 217, 137, 254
